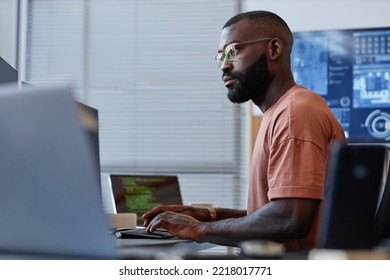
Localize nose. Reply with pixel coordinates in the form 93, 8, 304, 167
220, 57, 233, 72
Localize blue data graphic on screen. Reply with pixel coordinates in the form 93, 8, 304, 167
291, 27, 390, 143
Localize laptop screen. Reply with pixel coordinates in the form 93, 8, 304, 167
110, 174, 182, 225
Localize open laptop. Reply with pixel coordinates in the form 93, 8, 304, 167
0, 84, 117, 259
110, 174, 183, 226
316, 142, 387, 249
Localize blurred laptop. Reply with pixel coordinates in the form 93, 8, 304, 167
110, 174, 183, 226
0, 84, 117, 259
316, 142, 387, 250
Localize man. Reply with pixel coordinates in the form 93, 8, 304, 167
143, 10, 346, 250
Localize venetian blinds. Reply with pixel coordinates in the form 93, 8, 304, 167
22, 0, 249, 211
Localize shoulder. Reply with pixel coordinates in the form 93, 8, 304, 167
290, 86, 327, 111
267, 86, 329, 123
265, 86, 342, 147
285, 86, 333, 123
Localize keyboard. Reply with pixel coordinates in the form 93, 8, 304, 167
114, 228, 174, 239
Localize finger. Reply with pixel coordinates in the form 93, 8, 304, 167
146, 216, 162, 233
143, 219, 150, 227
142, 206, 165, 219
143, 205, 186, 219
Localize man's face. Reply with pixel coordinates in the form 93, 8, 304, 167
225, 54, 270, 104
218, 21, 271, 104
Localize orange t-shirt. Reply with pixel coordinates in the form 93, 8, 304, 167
248, 85, 346, 250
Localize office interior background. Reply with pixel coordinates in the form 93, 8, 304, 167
0, 0, 389, 213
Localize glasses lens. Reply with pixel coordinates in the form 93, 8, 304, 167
215, 52, 224, 61
215, 52, 224, 67
215, 44, 237, 68
225, 46, 236, 62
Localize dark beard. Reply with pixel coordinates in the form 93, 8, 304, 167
226, 54, 270, 104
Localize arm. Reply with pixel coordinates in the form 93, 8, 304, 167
145, 198, 320, 247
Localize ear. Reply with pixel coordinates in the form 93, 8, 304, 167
268, 38, 282, 60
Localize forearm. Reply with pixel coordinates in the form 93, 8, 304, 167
195, 211, 278, 246
195, 199, 320, 247
214, 208, 247, 221
143, 205, 247, 227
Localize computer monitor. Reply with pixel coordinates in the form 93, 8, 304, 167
317, 142, 386, 249
374, 157, 390, 243
291, 27, 390, 143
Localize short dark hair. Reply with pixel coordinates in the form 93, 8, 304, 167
223, 10, 290, 31
223, 10, 293, 52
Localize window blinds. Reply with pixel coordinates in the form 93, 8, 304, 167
22, 0, 249, 211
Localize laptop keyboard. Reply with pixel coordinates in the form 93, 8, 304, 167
114, 228, 174, 239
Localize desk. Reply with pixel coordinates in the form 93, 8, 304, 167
117, 238, 225, 259
3, 238, 389, 260
117, 238, 305, 260
0, 238, 229, 260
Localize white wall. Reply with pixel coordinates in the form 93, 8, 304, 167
0, 0, 17, 68
245, 0, 390, 31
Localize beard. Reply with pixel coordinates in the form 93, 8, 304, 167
225, 54, 270, 104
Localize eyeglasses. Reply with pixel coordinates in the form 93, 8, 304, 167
214, 38, 272, 68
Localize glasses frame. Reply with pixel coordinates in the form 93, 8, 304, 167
215, 37, 273, 68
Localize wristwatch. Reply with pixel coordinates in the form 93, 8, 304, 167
206, 207, 217, 222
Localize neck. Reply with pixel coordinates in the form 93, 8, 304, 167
253, 77, 296, 112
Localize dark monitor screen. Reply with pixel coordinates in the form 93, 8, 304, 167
0, 57, 18, 85
291, 27, 390, 143
77, 102, 102, 201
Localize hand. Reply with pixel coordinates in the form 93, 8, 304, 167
145, 211, 204, 241
142, 205, 209, 227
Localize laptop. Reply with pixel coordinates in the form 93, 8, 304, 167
110, 174, 183, 226
0, 84, 118, 259
316, 142, 387, 249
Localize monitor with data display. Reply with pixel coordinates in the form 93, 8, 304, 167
291, 27, 390, 143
